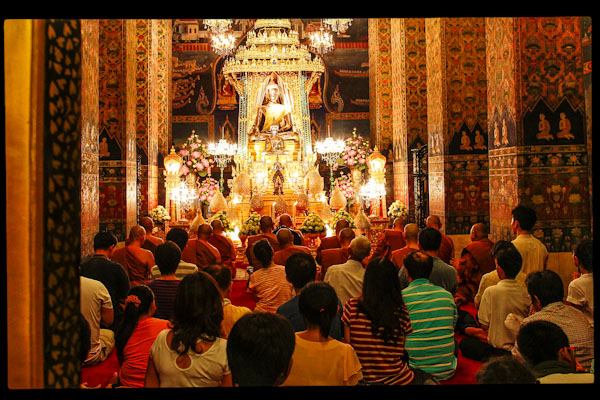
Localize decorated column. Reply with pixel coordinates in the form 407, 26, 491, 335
426, 18, 489, 235
486, 17, 591, 285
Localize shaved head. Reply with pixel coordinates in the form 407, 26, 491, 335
470, 223, 488, 241
338, 227, 356, 246
426, 215, 442, 229
403, 223, 420, 243
393, 216, 407, 229
276, 228, 294, 247
139, 216, 154, 231
278, 213, 293, 227
259, 215, 274, 233
334, 218, 350, 234
198, 223, 213, 239
129, 225, 146, 241
211, 219, 224, 233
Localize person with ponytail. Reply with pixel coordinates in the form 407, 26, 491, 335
114, 285, 170, 387
281, 282, 363, 386
144, 272, 232, 387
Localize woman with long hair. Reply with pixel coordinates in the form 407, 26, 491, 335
114, 285, 170, 388
281, 282, 363, 386
144, 272, 232, 387
342, 257, 437, 385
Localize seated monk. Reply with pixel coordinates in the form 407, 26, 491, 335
273, 213, 304, 246
208, 219, 237, 274
272, 228, 311, 266
366, 216, 407, 264
181, 223, 221, 270
139, 216, 164, 255
316, 219, 350, 266
111, 225, 155, 287
246, 215, 281, 271
426, 215, 455, 264
390, 223, 420, 271
453, 223, 495, 306
320, 227, 355, 280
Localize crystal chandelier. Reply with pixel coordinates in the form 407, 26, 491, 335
309, 24, 334, 55
323, 18, 353, 33
203, 19, 232, 34
211, 31, 236, 56
171, 180, 199, 205
359, 177, 386, 200
207, 138, 237, 189
315, 130, 345, 191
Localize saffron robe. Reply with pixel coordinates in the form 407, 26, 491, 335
246, 233, 281, 269
320, 247, 350, 278
371, 229, 406, 259
209, 233, 236, 269
181, 239, 221, 269
111, 246, 155, 287
272, 245, 312, 267
455, 238, 494, 304
390, 246, 418, 270
316, 236, 340, 266
438, 233, 455, 264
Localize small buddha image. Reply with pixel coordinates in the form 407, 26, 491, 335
473, 130, 486, 150
459, 131, 473, 151
537, 113, 553, 141
493, 121, 501, 147
99, 137, 110, 158
501, 119, 509, 145
557, 113, 574, 140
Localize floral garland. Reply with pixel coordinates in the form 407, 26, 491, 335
387, 200, 408, 219
149, 205, 171, 224
239, 211, 261, 237
177, 131, 214, 178
330, 208, 356, 229
208, 211, 233, 232
333, 171, 354, 200
198, 177, 219, 205
299, 211, 326, 234
334, 128, 372, 172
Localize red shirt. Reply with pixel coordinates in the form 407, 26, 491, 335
119, 317, 170, 387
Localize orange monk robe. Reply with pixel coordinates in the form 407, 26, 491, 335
181, 239, 221, 270
390, 246, 418, 271
272, 245, 312, 267
438, 233, 455, 264
455, 237, 495, 305
111, 245, 155, 287
209, 233, 236, 270
245, 233, 281, 269
315, 235, 340, 266
371, 229, 406, 260
320, 247, 350, 278
142, 235, 164, 255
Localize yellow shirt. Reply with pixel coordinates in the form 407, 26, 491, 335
281, 334, 363, 386
221, 299, 252, 339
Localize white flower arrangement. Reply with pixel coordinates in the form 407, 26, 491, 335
300, 212, 326, 234
150, 205, 171, 224
387, 200, 408, 219
239, 212, 261, 236
331, 208, 357, 228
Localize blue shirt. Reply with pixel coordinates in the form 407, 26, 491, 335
277, 295, 344, 341
402, 278, 458, 381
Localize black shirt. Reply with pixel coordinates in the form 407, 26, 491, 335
273, 225, 303, 246
80, 254, 130, 316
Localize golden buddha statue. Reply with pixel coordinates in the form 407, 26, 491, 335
249, 72, 299, 152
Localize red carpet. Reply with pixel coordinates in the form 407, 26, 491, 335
79, 269, 482, 387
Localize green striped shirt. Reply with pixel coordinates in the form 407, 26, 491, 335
402, 278, 458, 381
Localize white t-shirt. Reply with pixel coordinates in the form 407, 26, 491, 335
149, 329, 230, 387
80, 276, 113, 365
477, 279, 530, 351
567, 273, 594, 327
324, 259, 365, 307
512, 234, 548, 275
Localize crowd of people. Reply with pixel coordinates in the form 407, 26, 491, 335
79, 205, 594, 387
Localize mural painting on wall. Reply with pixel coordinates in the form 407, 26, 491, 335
172, 116, 215, 149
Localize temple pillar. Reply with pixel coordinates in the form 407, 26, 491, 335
486, 17, 591, 290
426, 18, 489, 247
368, 18, 394, 210
156, 19, 173, 207
390, 18, 428, 221
81, 19, 100, 258
98, 19, 138, 241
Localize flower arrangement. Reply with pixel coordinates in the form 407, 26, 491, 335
335, 128, 372, 172
387, 200, 408, 219
299, 211, 326, 234
331, 209, 357, 229
239, 212, 261, 237
149, 205, 171, 224
177, 131, 214, 178
198, 177, 219, 205
333, 171, 355, 200
208, 211, 233, 232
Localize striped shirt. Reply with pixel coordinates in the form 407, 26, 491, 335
248, 264, 294, 313
342, 297, 414, 385
150, 261, 198, 280
146, 279, 181, 320
402, 279, 458, 381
